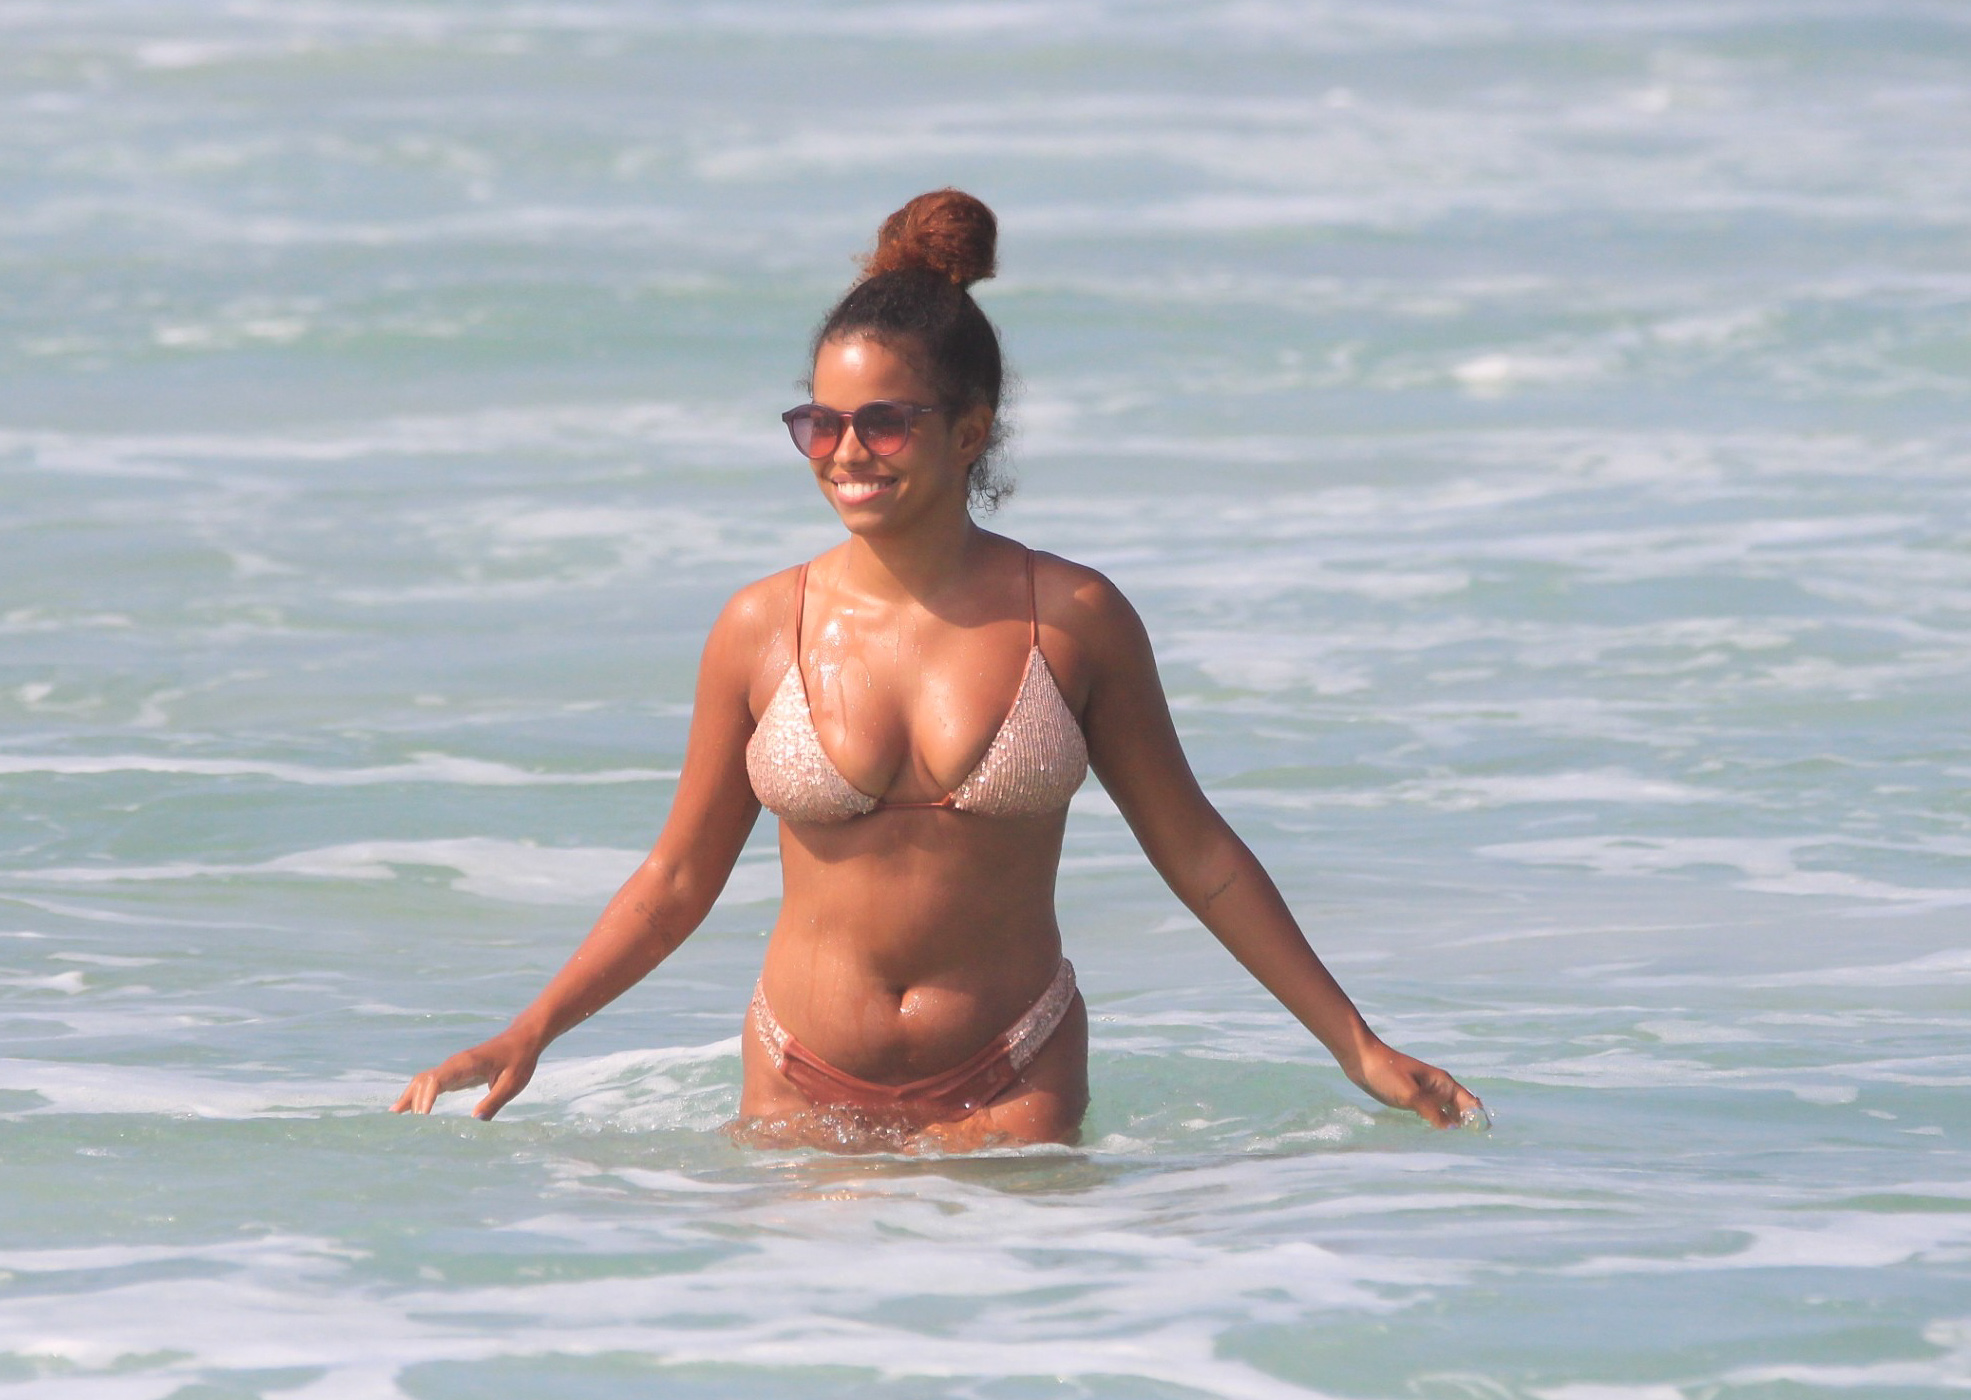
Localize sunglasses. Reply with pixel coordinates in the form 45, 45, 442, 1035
780, 400, 945, 459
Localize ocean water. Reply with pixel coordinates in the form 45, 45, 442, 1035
3, 1, 1969, 1395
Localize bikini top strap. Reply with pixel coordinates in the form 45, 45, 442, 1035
793, 563, 809, 657
1026, 548, 1039, 651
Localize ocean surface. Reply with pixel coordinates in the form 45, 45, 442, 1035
4, 2, 1969, 1396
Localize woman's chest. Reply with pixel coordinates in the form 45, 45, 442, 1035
797, 630, 1035, 800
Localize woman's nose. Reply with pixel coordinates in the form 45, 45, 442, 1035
831, 420, 874, 466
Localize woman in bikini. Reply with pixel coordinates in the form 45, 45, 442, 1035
393, 189, 1483, 1150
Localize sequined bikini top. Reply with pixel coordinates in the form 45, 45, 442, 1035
746, 550, 1088, 824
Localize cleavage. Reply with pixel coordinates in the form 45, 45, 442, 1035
801, 614, 1026, 804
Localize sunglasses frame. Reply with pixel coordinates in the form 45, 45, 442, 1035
780, 400, 947, 460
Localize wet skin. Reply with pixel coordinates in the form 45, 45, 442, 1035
394, 334, 1484, 1149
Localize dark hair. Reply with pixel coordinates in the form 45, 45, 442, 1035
812, 189, 1013, 510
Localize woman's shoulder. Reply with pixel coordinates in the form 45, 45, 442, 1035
719, 563, 801, 623
698, 562, 828, 714
701, 561, 813, 674
720, 542, 853, 625
1026, 546, 1139, 629
1012, 546, 1154, 705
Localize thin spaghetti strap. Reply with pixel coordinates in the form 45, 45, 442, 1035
793, 563, 810, 655
1025, 548, 1039, 650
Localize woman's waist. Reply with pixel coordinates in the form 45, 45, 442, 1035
774, 852, 1059, 947
761, 907, 1063, 996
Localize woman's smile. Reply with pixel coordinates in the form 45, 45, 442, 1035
831, 473, 898, 505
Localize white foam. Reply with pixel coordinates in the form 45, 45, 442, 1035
327, 496, 836, 605
1479, 836, 1971, 910
1453, 349, 1611, 394
1569, 1214, 1971, 1275
0, 970, 88, 995
1721, 1354, 1971, 1393
1751, 949, 1971, 988
1503, 1051, 1733, 1092
1634, 1020, 1762, 1045
1213, 768, 1719, 814
0, 752, 675, 787
608, 1168, 756, 1196
16, 839, 634, 905
0, 896, 269, 929
519, 1041, 741, 1130
0, 400, 780, 479
0, 1161, 1456, 1400
1397, 770, 1719, 810
0, 608, 134, 635
1195, 648, 1371, 696
134, 39, 255, 70
1159, 559, 1473, 602
6, 845, 600, 906
13, 841, 783, 910
0, 1059, 402, 1119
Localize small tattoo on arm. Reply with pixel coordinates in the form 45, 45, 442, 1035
1203, 873, 1238, 908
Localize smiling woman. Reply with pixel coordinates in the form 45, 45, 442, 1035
393, 189, 1483, 1150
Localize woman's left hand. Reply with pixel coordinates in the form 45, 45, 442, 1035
1349, 1041, 1488, 1129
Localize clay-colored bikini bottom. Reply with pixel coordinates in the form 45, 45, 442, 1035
750, 959, 1076, 1124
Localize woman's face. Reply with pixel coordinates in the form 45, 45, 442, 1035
806, 335, 990, 537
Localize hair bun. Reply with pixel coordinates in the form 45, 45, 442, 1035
863, 189, 997, 288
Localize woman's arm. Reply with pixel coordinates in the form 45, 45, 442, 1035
392, 583, 771, 1120
1069, 570, 1483, 1128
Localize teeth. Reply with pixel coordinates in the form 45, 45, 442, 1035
834, 479, 892, 503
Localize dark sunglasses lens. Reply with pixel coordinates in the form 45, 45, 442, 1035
784, 406, 840, 459
853, 403, 913, 456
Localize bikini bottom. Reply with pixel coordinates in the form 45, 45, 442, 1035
750, 958, 1076, 1124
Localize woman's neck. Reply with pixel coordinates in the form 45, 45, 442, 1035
841, 511, 990, 605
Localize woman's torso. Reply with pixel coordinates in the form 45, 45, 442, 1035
744, 538, 1089, 1082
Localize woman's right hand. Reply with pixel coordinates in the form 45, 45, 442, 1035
1348, 1039, 1487, 1130
391, 1028, 542, 1120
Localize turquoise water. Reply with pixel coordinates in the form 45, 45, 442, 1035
4, 2, 1969, 1395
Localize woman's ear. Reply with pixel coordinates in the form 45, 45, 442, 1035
951, 404, 993, 467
